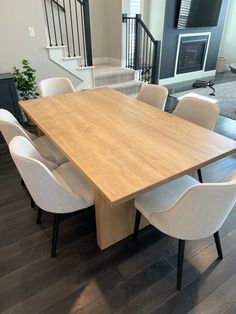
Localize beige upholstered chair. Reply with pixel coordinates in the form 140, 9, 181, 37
9, 136, 94, 257
173, 95, 220, 130
38, 77, 75, 97
133, 171, 236, 290
137, 84, 168, 110
0, 109, 66, 165
173, 96, 220, 182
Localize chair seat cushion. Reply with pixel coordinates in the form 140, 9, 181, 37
134, 175, 199, 221
34, 136, 67, 165
52, 162, 94, 207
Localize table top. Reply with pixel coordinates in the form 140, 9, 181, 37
20, 88, 236, 206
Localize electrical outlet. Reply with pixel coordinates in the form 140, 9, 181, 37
28, 27, 35, 37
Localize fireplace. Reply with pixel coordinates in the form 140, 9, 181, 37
175, 33, 211, 76
177, 39, 208, 74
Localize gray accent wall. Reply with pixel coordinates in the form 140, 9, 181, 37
160, 0, 229, 79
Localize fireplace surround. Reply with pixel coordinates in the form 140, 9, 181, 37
174, 32, 211, 77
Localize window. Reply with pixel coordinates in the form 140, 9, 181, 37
130, 0, 143, 17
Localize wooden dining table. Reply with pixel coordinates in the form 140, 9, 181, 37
19, 87, 236, 249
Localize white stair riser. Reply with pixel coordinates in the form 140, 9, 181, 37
95, 73, 135, 87
48, 47, 66, 60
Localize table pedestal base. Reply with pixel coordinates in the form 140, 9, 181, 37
95, 192, 149, 250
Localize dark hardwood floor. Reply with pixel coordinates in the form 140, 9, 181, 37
1, 73, 236, 313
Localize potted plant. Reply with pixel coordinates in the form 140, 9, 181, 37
13, 59, 39, 100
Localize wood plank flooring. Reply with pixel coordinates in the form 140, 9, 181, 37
1, 80, 236, 313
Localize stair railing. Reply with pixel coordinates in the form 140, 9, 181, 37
44, 0, 93, 66
122, 14, 161, 84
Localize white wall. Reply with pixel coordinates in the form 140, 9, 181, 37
219, 0, 236, 65
143, 0, 166, 41
0, 0, 166, 75
0, 0, 122, 80
82, 0, 125, 65
90, 0, 108, 60
0, 0, 80, 85
93, 0, 125, 65
106, 0, 123, 63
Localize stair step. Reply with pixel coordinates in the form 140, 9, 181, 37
95, 65, 135, 86
100, 80, 142, 95
47, 45, 66, 49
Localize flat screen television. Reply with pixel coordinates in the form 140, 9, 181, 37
177, 0, 223, 29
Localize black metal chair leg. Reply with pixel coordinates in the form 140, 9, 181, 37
37, 207, 42, 224
20, 178, 25, 186
214, 231, 223, 259
31, 197, 35, 209
197, 169, 203, 183
51, 214, 60, 258
176, 239, 185, 291
133, 210, 141, 241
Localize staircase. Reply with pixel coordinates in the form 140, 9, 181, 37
94, 65, 142, 95
43, 2, 159, 94
43, 0, 94, 91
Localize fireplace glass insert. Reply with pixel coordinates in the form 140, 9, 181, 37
177, 38, 208, 74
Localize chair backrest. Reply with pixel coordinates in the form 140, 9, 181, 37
0, 109, 34, 145
9, 136, 86, 213
151, 171, 236, 240
173, 96, 220, 130
38, 77, 75, 97
137, 84, 168, 110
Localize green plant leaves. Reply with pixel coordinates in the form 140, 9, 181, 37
12, 59, 39, 100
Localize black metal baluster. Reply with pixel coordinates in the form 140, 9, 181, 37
75, 0, 81, 56
129, 19, 132, 68
57, 0, 63, 45
139, 28, 143, 81
123, 16, 128, 68
132, 18, 135, 68
128, 19, 130, 67
50, 0, 58, 45
142, 30, 146, 82
63, 0, 70, 56
80, 4, 86, 66
129, 19, 131, 67
125, 20, 128, 67
44, 0, 52, 46
149, 39, 152, 83
69, 0, 76, 56
144, 31, 147, 81
145, 36, 149, 82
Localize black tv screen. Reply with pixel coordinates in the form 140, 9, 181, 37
178, 0, 223, 29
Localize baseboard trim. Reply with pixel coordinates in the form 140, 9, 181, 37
159, 70, 216, 85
